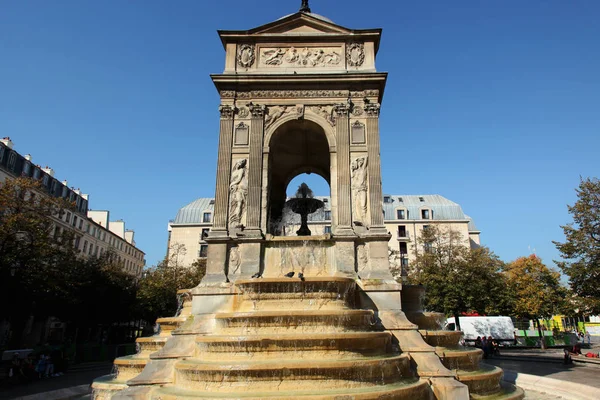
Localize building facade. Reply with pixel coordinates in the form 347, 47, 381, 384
168, 194, 480, 270
0, 137, 145, 276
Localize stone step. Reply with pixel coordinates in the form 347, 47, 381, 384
91, 374, 129, 400
436, 347, 483, 371
156, 316, 187, 336
419, 329, 463, 347
214, 309, 376, 334
235, 277, 356, 297
195, 331, 393, 360
113, 355, 149, 381
151, 378, 430, 399
173, 354, 413, 392
471, 381, 525, 400
456, 365, 504, 395
136, 336, 169, 357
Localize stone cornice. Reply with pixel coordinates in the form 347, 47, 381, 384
212, 72, 387, 103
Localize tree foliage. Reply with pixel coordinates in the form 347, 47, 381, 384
135, 244, 206, 324
0, 177, 138, 346
554, 177, 600, 314
504, 255, 567, 320
405, 226, 513, 320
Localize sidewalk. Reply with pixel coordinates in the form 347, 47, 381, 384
495, 347, 600, 367
0, 362, 112, 400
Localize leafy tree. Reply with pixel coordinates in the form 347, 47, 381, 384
504, 255, 567, 348
135, 244, 206, 325
554, 177, 600, 314
405, 226, 513, 329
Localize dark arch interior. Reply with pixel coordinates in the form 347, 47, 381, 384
267, 119, 330, 234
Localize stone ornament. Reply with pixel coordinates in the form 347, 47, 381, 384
219, 104, 235, 119
295, 104, 305, 119
261, 47, 342, 67
365, 103, 381, 117
229, 159, 248, 228
236, 90, 348, 99
309, 106, 335, 126
248, 103, 266, 118
333, 103, 350, 117
357, 243, 369, 273
347, 43, 365, 67
351, 156, 368, 226
228, 246, 241, 275
264, 106, 289, 128
237, 44, 255, 68
351, 106, 364, 116
220, 91, 236, 98
237, 106, 249, 118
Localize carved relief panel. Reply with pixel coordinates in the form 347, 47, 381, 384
259, 47, 343, 68
234, 123, 249, 146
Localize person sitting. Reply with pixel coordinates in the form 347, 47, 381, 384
474, 336, 482, 348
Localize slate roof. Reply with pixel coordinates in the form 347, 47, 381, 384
172, 194, 477, 231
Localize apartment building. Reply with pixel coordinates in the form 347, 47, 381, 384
0, 137, 145, 276
168, 194, 480, 270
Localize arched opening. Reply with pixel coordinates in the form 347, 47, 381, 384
267, 119, 331, 234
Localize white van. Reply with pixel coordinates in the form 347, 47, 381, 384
446, 316, 515, 343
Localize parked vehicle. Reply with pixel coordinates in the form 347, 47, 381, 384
446, 316, 515, 344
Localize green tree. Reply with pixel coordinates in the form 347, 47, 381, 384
405, 226, 513, 329
504, 255, 567, 348
554, 177, 600, 314
135, 244, 206, 325
0, 176, 79, 346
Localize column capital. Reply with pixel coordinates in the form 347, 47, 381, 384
364, 103, 381, 117
219, 104, 236, 120
248, 103, 267, 118
333, 103, 351, 118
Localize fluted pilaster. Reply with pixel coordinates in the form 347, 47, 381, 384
212, 105, 236, 232
334, 103, 353, 233
246, 103, 266, 234
365, 103, 385, 229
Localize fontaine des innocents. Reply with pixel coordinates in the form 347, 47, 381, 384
92, 3, 524, 400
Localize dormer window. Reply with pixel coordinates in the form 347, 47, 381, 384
203, 212, 212, 223
397, 209, 407, 220
384, 196, 392, 203
419, 197, 425, 202
421, 209, 430, 219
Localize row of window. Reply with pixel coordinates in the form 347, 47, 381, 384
395, 209, 432, 220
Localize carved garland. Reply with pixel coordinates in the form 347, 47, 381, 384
347, 43, 365, 67
237, 44, 255, 68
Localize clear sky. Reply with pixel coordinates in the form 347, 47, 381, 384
1, 1, 598, 271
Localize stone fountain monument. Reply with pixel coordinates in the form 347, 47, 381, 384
92, 2, 523, 399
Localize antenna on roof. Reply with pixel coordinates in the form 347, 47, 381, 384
300, 0, 311, 13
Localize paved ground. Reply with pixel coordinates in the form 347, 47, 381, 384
0, 362, 112, 400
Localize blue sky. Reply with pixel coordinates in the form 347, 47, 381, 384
1, 1, 598, 271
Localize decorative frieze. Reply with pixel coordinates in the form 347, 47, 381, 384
220, 91, 236, 99
346, 43, 365, 67
351, 106, 364, 116
248, 90, 348, 99
237, 44, 255, 68
260, 47, 342, 68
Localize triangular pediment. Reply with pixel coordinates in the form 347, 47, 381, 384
250, 13, 352, 35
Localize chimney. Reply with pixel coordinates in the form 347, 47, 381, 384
81, 194, 89, 201
62, 180, 68, 186
1, 137, 14, 149
42, 166, 55, 177
24, 154, 32, 161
